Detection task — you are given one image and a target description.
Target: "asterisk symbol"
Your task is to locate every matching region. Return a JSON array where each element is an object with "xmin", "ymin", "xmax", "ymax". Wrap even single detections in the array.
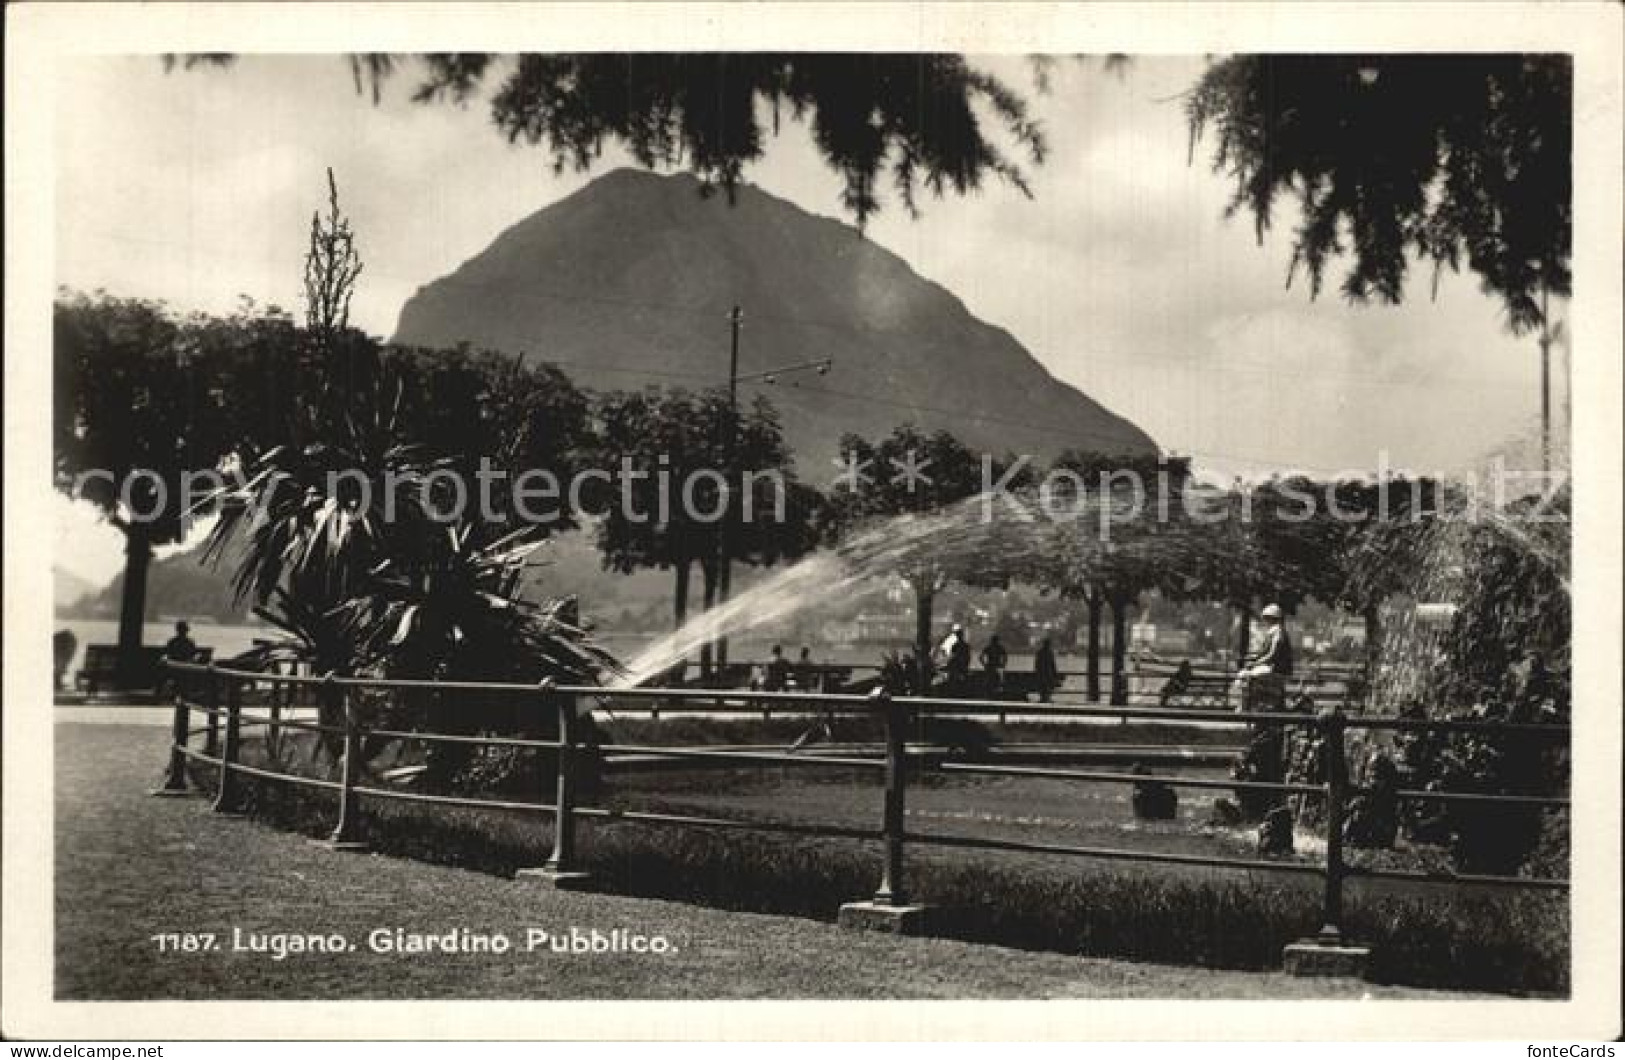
[
  {"xmin": 830, "ymin": 450, "xmax": 873, "ymax": 492},
  {"xmin": 890, "ymin": 449, "xmax": 933, "ymax": 492}
]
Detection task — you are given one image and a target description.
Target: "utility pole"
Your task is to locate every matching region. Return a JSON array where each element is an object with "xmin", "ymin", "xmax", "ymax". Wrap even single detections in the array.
[{"xmin": 710, "ymin": 302, "xmax": 831, "ymax": 676}]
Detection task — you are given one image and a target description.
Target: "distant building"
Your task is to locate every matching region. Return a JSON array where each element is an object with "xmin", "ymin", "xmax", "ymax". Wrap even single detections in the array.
[
  {"xmin": 819, "ymin": 618, "xmax": 861, "ymax": 645},
  {"xmin": 1130, "ymin": 622, "xmax": 1194, "ymax": 655},
  {"xmin": 855, "ymin": 612, "xmax": 913, "ymax": 643}
]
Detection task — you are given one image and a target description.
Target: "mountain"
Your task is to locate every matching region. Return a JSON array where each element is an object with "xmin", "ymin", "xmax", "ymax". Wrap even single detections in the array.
[
  {"xmin": 393, "ymin": 168, "xmax": 1156, "ymax": 472},
  {"xmin": 62, "ymin": 528, "xmax": 678, "ymax": 629},
  {"xmin": 54, "ymin": 566, "xmax": 99, "ymax": 611},
  {"xmin": 70, "ymin": 548, "xmax": 254, "ymax": 623}
]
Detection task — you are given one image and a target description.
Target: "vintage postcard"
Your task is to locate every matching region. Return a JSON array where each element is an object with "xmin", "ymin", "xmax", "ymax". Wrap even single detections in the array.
[{"xmin": 4, "ymin": 1, "xmax": 1621, "ymax": 1043}]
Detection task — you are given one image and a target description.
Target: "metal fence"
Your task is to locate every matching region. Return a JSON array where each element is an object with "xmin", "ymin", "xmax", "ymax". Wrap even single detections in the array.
[
  {"xmin": 677, "ymin": 656, "xmax": 1364, "ymax": 709},
  {"xmin": 157, "ymin": 660, "xmax": 1569, "ymax": 952}
]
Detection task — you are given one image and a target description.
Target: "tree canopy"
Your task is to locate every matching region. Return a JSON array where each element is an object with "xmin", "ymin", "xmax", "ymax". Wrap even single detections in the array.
[
  {"xmin": 590, "ymin": 387, "xmax": 813, "ymax": 641},
  {"xmin": 1187, "ymin": 54, "xmax": 1571, "ymax": 331},
  {"xmin": 177, "ymin": 52, "xmax": 1046, "ymax": 231}
]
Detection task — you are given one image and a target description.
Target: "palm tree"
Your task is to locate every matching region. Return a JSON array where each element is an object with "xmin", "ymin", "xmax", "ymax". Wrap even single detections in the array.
[{"xmin": 201, "ymin": 342, "xmax": 618, "ymax": 780}]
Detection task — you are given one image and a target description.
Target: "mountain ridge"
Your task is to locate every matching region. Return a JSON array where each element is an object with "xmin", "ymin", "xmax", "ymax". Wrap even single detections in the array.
[{"xmin": 393, "ymin": 168, "xmax": 1156, "ymax": 473}]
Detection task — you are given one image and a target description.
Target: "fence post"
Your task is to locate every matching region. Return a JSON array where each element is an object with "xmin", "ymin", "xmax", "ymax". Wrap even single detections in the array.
[
  {"xmin": 839, "ymin": 688, "xmax": 928, "ymax": 934},
  {"xmin": 518, "ymin": 678, "xmax": 592, "ymax": 889},
  {"xmin": 1317, "ymin": 706, "xmax": 1348, "ymax": 944},
  {"xmin": 320, "ymin": 672, "xmax": 368, "ymax": 852},
  {"xmin": 212, "ymin": 674, "xmax": 245, "ymax": 815},
  {"xmin": 203, "ymin": 664, "xmax": 221, "ymax": 756},
  {"xmin": 267, "ymin": 663, "xmax": 284, "ymax": 760},
  {"xmin": 151, "ymin": 663, "xmax": 195, "ymax": 797},
  {"xmin": 1282, "ymin": 705, "xmax": 1370, "ymax": 977}
]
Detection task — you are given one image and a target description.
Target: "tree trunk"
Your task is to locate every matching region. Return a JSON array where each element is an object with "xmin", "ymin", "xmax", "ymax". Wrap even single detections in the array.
[
  {"xmin": 1109, "ymin": 594, "xmax": 1129, "ymax": 706},
  {"xmin": 116, "ymin": 524, "xmax": 153, "ymax": 689},
  {"xmin": 914, "ymin": 583, "xmax": 935, "ymax": 690},
  {"xmin": 1234, "ymin": 601, "xmax": 1253, "ymax": 671},
  {"xmin": 716, "ymin": 550, "xmax": 732, "ymax": 670},
  {"xmin": 698, "ymin": 558, "xmax": 718, "ymax": 678},
  {"xmin": 670, "ymin": 559, "xmax": 692, "ymax": 681},
  {"xmin": 1362, "ymin": 604, "xmax": 1382, "ymax": 705},
  {"xmin": 673, "ymin": 560, "xmax": 691, "ymax": 627},
  {"xmin": 1085, "ymin": 590, "xmax": 1103, "ymax": 703}
]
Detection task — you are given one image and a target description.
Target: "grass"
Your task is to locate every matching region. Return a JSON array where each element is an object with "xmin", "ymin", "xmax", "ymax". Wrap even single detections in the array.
[
  {"xmin": 190, "ymin": 727, "xmax": 1569, "ymax": 997},
  {"xmin": 57, "ymin": 722, "xmax": 1483, "ymax": 1002}
]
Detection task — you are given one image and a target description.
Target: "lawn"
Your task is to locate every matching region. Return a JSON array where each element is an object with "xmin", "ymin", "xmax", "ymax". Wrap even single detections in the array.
[{"xmin": 53, "ymin": 720, "xmax": 1493, "ymax": 1002}]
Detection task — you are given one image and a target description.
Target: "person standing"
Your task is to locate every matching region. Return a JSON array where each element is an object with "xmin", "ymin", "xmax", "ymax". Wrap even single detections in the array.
[
  {"xmin": 979, "ymin": 633, "xmax": 1008, "ymax": 697},
  {"xmin": 762, "ymin": 644, "xmax": 791, "ymax": 692},
  {"xmin": 937, "ymin": 623, "xmax": 970, "ymax": 692},
  {"xmin": 794, "ymin": 645, "xmax": 817, "ymax": 693},
  {"xmin": 1033, "ymin": 636, "xmax": 1059, "ymax": 703}
]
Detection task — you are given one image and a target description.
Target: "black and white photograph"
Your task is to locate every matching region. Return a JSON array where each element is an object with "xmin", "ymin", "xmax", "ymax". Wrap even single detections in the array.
[{"xmin": 5, "ymin": 0, "xmax": 1621, "ymax": 1043}]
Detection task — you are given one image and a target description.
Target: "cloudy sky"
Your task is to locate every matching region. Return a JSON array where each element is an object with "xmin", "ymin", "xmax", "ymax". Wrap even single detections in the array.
[{"xmin": 54, "ymin": 55, "xmax": 1562, "ymax": 583}]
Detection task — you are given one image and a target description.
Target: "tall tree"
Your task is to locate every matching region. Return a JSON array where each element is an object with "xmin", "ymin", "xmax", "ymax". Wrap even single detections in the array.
[
  {"xmin": 1333, "ymin": 475, "xmax": 1445, "ymax": 680},
  {"xmin": 53, "ymin": 292, "xmax": 270, "ymax": 685},
  {"xmin": 824, "ymin": 427, "xmax": 1021, "ymax": 684},
  {"xmin": 202, "ymin": 347, "xmax": 615, "ymax": 768},
  {"xmin": 591, "ymin": 389, "xmax": 808, "ymax": 675},
  {"xmin": 1043, "ymin": 452, "xmax": 1194, "ymax": 701}
]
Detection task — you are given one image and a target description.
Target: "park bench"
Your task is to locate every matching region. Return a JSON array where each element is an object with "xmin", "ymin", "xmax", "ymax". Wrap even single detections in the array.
[
  {"xmin": 995, "ymin": 670, "xmax": 1044, "ymax": 700},
  {"xmin": 77, "ymin": 645, "xmax": 163, "ymax": 693},
  {"xmin": 1157, "ymin": 673, "xmax": 1237, "ymax": 710},
  {"xmin": 803, "ymin": 665, "xmax": 855, "ymax": 693},
  {"xmin": 77, "ymin": 645, "xmax": 213, "ymax": 694}
]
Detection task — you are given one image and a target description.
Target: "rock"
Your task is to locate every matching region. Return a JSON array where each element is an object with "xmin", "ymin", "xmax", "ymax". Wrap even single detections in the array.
[{"xmin": 1131, "ymin": 769, "xmax": 1179, "ymax": 820}]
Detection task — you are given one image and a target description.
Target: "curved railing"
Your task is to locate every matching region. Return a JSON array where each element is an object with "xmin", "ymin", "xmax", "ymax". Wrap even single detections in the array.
[{"xmin": 154, "ymin": 660, "xmax": 1571, "ymax": 954}]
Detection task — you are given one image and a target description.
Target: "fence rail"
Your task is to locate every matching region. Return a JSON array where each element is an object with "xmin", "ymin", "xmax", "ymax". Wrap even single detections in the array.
[{"xmin": 156, "ymin": 660, "xmax": 1571, "ymax": 955}]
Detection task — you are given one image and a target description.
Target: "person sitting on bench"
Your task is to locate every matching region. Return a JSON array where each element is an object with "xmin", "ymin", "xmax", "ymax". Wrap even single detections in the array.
[
  {"xmin": 1238, "ymin": 604, "xmax": 1293, "ymax": 710},
  {"xmin": 165, "ymin": 621, "xmax": 200, "ymax": 664},
  {"xmin": 762, "ymin": 644, "xmax": 791, "ymax": 692}
]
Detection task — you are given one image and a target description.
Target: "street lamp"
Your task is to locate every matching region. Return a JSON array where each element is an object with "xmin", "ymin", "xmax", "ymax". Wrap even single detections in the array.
[{"xmin": 714, "ymin": 303, "xmax": 833, "ymax": 672}]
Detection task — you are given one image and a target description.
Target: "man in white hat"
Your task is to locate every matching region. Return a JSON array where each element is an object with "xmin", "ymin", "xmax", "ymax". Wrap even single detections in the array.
[
  {"xmin": 936, "ymin": 622, "xmax": 971, "ymax": 691},
  {"xmin": 1238, "ymin": 603, "xmax": 1294, "ymax": 709}
]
